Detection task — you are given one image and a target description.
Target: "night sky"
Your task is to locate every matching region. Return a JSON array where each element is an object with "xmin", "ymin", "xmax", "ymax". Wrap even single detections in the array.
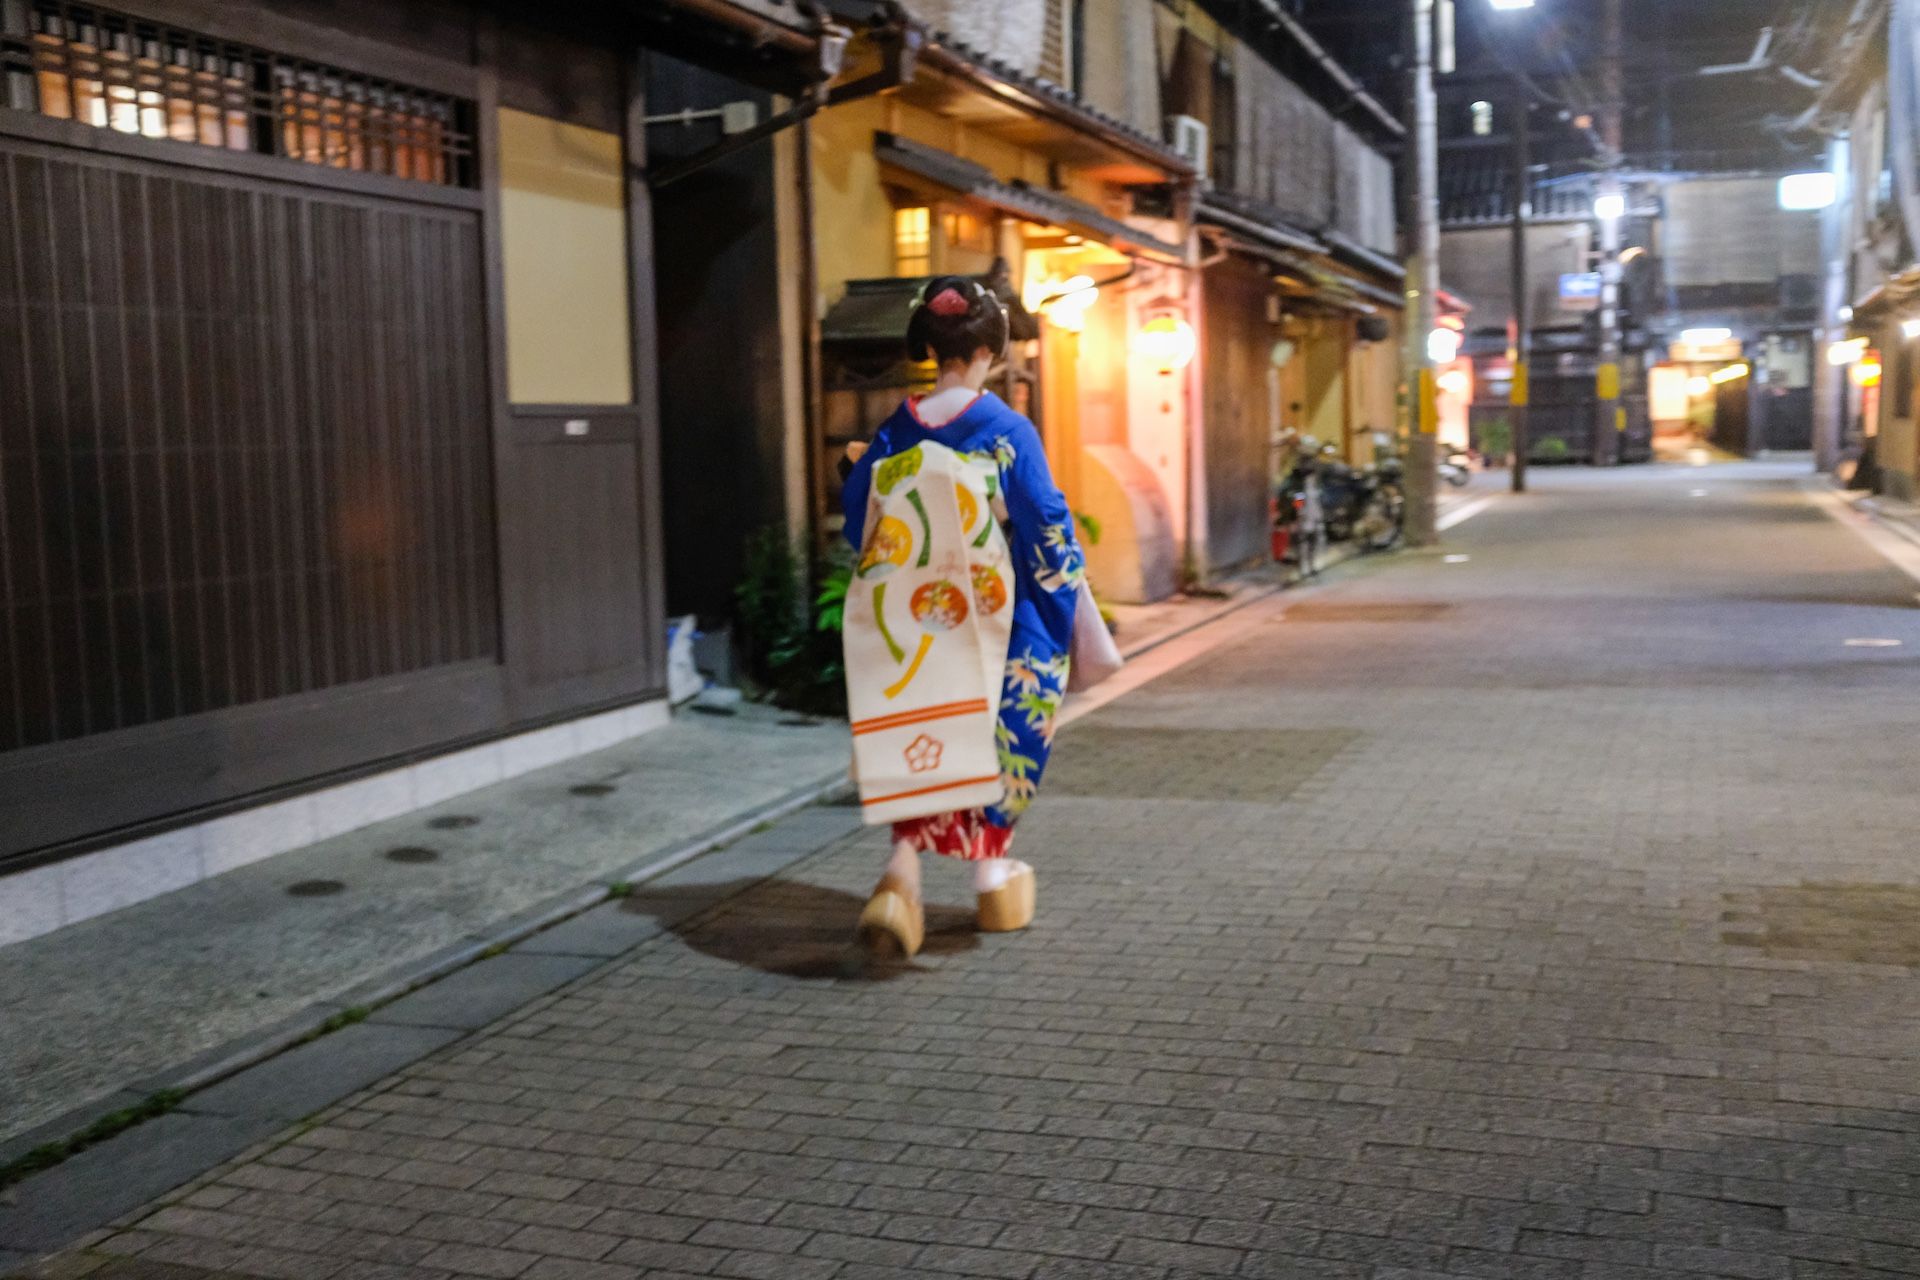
[{"xmin": 1288, "ymin": 0, "xmax": 1849, "ymax": 168}]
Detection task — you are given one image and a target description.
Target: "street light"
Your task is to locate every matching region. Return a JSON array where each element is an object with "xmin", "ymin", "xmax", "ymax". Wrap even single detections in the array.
[{"xmin": 1488, "ymin": 0, "xmax": 1536, "ymax": 491}]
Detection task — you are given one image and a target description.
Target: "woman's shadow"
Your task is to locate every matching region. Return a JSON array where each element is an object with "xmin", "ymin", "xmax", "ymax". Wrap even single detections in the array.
[{"xmin": 618, "ymin": 877, "xmax": 980, "ymax": 980}]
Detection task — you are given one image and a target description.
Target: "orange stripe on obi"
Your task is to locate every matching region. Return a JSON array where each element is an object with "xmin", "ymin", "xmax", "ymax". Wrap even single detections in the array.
[
  {"xmin": 860, "ymin": 774, "xmax": 1002, "ymax": 808},
  {"xmin": 850, "ymin": 698, "xmax": 992, "ymax": 737}
]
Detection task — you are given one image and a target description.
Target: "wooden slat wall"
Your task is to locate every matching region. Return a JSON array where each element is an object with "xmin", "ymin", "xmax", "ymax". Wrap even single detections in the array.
[
  {"xmin": 0, "ymin": 141, "xmax": 495, "ymax": 754},
  {"xmin": 1204, "ymin": 259, "xmax": 1277, "ymax": 572}
]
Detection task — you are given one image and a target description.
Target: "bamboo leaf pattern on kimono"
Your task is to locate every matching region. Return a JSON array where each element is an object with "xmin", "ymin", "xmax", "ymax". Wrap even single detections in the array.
[
  {"xmin": 996, "ymin": 717, "xmax": 1041, "ymax": 812},
  {"xmin": 992, "ymin": 648, "xmax": 1068, "ymax": 819},
  {"xmin": 1033, "ymin": 523, "xmax": 1087, "ymax": 594}
]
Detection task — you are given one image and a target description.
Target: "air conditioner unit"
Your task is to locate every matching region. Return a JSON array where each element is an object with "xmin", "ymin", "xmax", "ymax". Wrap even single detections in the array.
[{"xmin": 1167, "ymin": 114, "xmax": 1210, "ymax": 184}]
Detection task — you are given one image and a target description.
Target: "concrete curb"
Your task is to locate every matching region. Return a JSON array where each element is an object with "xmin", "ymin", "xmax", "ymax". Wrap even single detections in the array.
[
  {"xmin": 1847, "ymin": 493, "xmax": 1920, "ymax": 551},
  {"xmin": 1110, "ymin": 543, "xmax": 1370, "ymax": 665},
  {"xmin": 1802, "ymin": 478, "xmax": 1920, "ymax": 589},
  {"xmin": 0, "ymin": 769, "xmax": 854, "ymax": 1179}
]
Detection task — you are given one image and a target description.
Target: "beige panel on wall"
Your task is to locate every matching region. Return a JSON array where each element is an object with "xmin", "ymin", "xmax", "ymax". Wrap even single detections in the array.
[{"xmin": 498, "ymin": 107, "xmax": 633, "ymax": 406}]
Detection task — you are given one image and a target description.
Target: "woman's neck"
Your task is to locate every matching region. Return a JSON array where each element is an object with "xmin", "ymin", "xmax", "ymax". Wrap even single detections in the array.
[{"xmin": 936, "ymin": 360, "xmax": 990, "ymax": 394}]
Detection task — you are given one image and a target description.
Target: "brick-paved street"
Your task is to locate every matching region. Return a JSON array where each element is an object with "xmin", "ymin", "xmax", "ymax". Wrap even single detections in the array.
[{"xmin": 21, "ymin": 461, "xmax": 1920, "ymax": 1279}]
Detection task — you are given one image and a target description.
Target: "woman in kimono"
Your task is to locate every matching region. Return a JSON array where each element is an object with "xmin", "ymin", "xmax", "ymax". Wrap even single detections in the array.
[{"xmin": 841, "ymin": 276, "xmax": 1084, "ymax": 957}]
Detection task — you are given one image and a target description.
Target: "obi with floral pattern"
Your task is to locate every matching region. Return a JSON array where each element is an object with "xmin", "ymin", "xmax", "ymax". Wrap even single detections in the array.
[{"xmin": 842, "ymin": 391, "xmax": 1085, "ymax": 858}]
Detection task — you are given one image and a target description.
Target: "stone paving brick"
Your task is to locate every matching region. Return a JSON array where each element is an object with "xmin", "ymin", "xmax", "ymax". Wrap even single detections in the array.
[
  {"xmin": 517, "ymin": 1260, "xmax": 632, "ymax": 1280},
  {"xmin": 413, "ymin": 1240, "xmax": 541, "ymax": 1277},
  {"xmin": 20, "ymin": 467, "xmax": 1920, "ymax": 1279}
]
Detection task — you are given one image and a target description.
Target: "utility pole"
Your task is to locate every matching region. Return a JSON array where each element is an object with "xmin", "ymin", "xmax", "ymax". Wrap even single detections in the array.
[
  {"xmin": 1404, "ymin": 0, "xmax": 1440, "ymax": 545},
  {"xmin": 1592, "ymin": 0, "xmax": 1624, "ymax": 467},
  {"xmin": 1509, "ymin": 85, "xmax": 1530, "ymax": 493}
]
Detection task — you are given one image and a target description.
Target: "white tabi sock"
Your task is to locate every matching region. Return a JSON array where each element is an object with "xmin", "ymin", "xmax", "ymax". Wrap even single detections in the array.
[
  {"xmin": 884, "ymin": 839, "xmax": 921, "ymax": 895},
  {"xmin": 973, "ymin": 858, "xmax": 1028, "ymax": 894}
]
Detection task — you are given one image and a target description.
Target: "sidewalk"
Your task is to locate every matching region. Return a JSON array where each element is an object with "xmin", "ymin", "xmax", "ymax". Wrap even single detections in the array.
[
  {"xmin": 1845, "ymin": 487, "xmax": 1920, "ymax": 548},
  {"xmin": 1104, "ymin": 565, "xmax": 1286, "ymax": 654},
  {"xmin": 0, "ymin": 706, "xmax": 852, "ymax": 1154}
]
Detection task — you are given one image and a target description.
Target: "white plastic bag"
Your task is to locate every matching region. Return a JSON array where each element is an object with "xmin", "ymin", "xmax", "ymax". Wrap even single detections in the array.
[
  {"xmin": 1066, "ymin": 580, "xmax": 1123, "ymax": 693},
  {"xmin": 666, "ymin": 616, "xmax": 702, "ymax": 706}
]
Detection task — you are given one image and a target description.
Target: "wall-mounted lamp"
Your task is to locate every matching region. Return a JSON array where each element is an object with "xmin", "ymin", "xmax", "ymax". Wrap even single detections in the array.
[
  {"xmin": 1427, "ymin": 327, "xmax": 1462, "ymax": 364},
  {"xmin": 1828, "ymin": 338, "xmax": 1869, "ymax": 365},
  {"xmin": 1902, "ymin": 317, "xmax": 1920, "ymax": 340},
  {"xmin": 1027, "ymin": 275, "xmax": 1099, "ymax": 333},
  {"xmin": 1687, "ymin": 376, "xmax": 1712, "ymax": 397},
  {"xmin": 1853, "ymin": 356, "xmax": 1883, "ymax": 387},
  {"xmin": 1593, "ymin": 193, "xmax": 1626, "ymax": 222},
  {"xmin": 1133, "ymin": 311, "xmax": 1197, "ymax": 374}
]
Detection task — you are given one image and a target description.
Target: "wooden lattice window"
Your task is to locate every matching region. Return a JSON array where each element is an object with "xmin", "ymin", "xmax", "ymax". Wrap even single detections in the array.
[
  {"xmin": 1038, "ymin": 0, "xmax": 1073, "ymax": 89},
  {"xmin": 0, "ymin": 0, "xmax": 476, "ymax": 187},
  {"xmin": 893, "ymin": 204, "xmax": 931, "ymax": 276}
]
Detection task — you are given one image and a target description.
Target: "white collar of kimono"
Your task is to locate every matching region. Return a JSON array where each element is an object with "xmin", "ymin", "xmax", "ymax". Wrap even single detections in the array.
[{"xmin": 911, "ymin": 388, "xmax": 983, "ymax": 429}]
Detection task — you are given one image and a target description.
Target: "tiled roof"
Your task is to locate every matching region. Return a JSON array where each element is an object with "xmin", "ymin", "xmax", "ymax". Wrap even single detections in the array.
[
  {"xmin": 1198, "ymin": 192, "xmax": 1327, "ymax": 256},
  {"xmin": 1200, "ymin": 191, "xmax": 1404, "ymax": 287},
  {"xmin": 922, "ymin": 29, "xmax": 1195, "ymax": 176},
  {"xmin": 1320, "ymin": 230, "xmax": 1404, "ymax": 283},
  {"xmin": 821, "ymin": 276, "xmax": 928, "ymax": 344}
]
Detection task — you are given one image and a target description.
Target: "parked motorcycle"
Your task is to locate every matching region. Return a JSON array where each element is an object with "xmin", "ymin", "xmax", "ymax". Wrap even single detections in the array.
[
  {"xmin": 1319, "ymin": 450, "xmax": 1404, "ymax": 551},
  {"xmin": 1438, "ymin": 450, "xmax": 1472, "ymax": 488},
  {"xmin": 1272, "ymin": 433, "xmax": 1325, "ymax": 576},
  {"xmin": 1354, "ymin": 454, "xmax": 1406, "ymax": 551},
  {"xmin": 1273, "ymin": 436, "xmax": 1403, "ymax": 561}
]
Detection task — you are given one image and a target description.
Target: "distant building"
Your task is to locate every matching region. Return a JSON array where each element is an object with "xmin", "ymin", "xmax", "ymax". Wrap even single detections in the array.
[{"xmin": 1804, "ymin": 0, "xmax": 1920, "ymax": 495}]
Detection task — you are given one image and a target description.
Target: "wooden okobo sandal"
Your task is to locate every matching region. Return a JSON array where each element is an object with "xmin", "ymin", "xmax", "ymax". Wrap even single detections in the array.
[
  {"xmin": 856, "ymin": 873, "xmax": 925, "ymax": 958},
  {"xmin": 976, "ymin": 864, "xmax": 1036, "ymax": 933}
]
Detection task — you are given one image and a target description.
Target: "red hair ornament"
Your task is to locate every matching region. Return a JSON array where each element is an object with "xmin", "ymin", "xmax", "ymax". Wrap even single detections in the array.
[{"xmin": 927, "ymin": 287, "xmax": 972, "ymax": 317}]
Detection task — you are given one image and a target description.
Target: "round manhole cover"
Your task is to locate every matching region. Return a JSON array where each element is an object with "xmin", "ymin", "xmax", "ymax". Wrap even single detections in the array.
[
  {"xmin": 570, "ymin": 783, "xmax": 617, "ymax": 797},
  {"xmin": 427, "ymin": 815, "xmax": 480, "ymax": 830},
  {"xmin": 384, "ymin": 846, "xmax": 440, "ymax": 864},
  {"xmin": 287, "ymin": 879, "xmax": 346, "ymax": 898}
]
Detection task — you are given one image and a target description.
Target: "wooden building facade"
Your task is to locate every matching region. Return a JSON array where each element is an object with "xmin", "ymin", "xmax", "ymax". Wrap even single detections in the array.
[{"xmin": 0, "ymin": 0, "xmax": 824, "ymax": 892}]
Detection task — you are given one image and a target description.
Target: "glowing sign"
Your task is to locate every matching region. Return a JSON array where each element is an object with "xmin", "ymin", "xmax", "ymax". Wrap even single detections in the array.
[{"xmin": 1778, "ymin": 172, "xmax": 1837, "ymax": 211}]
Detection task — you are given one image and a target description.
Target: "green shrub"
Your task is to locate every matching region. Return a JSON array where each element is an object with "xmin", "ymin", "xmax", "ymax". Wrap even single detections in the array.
[
  {"xmin": 733, "ymin": 527, "xmax": 849, "ymax": 716},
  {"xmin": 1476, "ymin": 416, "xmax": 1513, "ymax": 459}
]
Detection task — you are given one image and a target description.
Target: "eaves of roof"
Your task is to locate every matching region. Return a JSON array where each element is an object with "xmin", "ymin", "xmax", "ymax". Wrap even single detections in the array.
[
  {"xmin": 875, "ymin": 132, "xmax": 1189, "ymax": 261},
  {"xmin": 1197, "ymin": 196, "xmax": 1327, "ymax": 256}
]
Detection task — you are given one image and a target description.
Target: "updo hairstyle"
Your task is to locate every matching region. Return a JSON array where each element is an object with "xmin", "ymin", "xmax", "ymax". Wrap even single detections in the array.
[{"xmin": 906, "ymin": 275, "xmax": 1010, "ymax": 368}]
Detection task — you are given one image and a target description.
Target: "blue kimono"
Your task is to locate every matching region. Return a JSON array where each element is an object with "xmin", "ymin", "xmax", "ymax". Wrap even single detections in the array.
[{"xmin": 843, "ymin": 392, "xmax": 1083, "ymax": 849}]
